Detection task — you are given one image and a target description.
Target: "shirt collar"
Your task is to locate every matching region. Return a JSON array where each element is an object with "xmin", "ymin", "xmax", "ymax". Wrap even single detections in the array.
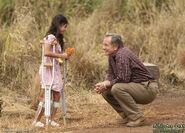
[{"xmin": 111, "ymin": 47, "xmax": 122, "ymax": 58}]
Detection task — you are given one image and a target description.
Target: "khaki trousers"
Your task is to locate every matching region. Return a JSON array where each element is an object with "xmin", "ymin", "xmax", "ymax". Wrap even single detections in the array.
[{"xmin": 102, "ymin": 82, "xmax": 159, "ymax": 121}]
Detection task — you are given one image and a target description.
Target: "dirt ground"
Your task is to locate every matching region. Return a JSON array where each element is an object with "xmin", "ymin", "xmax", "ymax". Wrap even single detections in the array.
[
  {"xmin": 68, "ymin": 93, "xmax": 185, "ymax": 133},
  {"xmin": 1, "ymin": 88, "xmax": 185, "ymax": 133}
]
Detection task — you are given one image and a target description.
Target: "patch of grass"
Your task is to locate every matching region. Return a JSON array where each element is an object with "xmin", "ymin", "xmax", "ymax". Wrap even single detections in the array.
[{"xmin": 1, "ymin": 0, "xmax": 185, "ymax": 93}]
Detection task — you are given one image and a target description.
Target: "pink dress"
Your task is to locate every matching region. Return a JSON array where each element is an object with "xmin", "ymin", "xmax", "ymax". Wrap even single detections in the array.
[{"xmin": 39, "ymin": 34, "xmax": 63, "ymax": 92}]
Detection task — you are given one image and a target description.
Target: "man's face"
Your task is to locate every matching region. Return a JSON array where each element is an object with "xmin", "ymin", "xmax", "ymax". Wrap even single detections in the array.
[{"xmin": 103, "ymin": 36, "xmax": 118, "ymax": 56}]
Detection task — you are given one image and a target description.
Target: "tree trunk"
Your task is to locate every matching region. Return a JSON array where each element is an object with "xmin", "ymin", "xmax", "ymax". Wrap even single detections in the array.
[{"xmin": 143, "ymin": 62, "xmax": 160, "ymax": 80}]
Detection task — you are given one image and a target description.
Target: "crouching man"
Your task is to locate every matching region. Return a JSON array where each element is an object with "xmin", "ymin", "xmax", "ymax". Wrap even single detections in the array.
[{"xmin": 95, "ymin": 33, "xmax": 159, "ymax": 127}]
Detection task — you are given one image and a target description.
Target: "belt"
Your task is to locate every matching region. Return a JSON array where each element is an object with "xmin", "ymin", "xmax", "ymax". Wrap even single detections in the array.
[{"xmin": 140, "ymin": 80, "xmax": 157, "ymax": 88}]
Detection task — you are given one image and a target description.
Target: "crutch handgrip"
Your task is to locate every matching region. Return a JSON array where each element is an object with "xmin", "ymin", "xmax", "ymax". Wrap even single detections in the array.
[{"xmin": 44, "ymin": 63, "xmax": 53, "ymax": 67}]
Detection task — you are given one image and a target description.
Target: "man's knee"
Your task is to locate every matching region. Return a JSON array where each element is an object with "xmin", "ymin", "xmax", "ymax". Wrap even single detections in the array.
[{"xmin": 111, "ymin": 83, "xmax": 126, "ymax": 95}]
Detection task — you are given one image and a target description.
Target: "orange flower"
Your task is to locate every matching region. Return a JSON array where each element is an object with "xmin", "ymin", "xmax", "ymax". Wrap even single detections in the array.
[{"xmin": 65, "ymin": 48, "xmax": 75, "ymax": 56}]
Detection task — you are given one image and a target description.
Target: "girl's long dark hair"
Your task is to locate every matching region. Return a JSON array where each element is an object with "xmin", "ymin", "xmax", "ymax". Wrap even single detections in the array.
[{"xmin": 46, "ymin": 14, "xmax": 68, "ymax": 51}]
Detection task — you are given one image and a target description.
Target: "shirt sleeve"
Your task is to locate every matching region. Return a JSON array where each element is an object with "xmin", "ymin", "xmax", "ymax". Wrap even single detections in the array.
[
  {"xmin": 109, "ymin": 54, "xmax": 132, "ymax": 86},
  {"xmin": 44, "ymin": 34, "xmax": 56, "ymax": 46},
  {"xmin": 106, "ymin": 58, "xmax": 114, "ymax": 81}
]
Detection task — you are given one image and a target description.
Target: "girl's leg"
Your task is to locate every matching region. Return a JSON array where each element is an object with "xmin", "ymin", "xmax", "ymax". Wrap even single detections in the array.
[
  {"xmin": 51, "ymin": 91, "xmax": 60, "ymax": 120},
  {"xmin": 32, "ymin": 89, "xmax": 45, "ymax": 127},
  {"xmin": 33, "ymin": 101, "xmax": 44, "ymax": 121}
]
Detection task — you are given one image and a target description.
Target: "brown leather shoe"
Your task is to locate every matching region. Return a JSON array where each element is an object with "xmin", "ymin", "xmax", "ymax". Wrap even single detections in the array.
[{"xmin": 126, "ymin": 117, "xmax": 145, "ymax": 127}]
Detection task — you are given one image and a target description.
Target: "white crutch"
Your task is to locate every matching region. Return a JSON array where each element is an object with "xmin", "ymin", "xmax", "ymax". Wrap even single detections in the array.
[
  {"xmin": 41, "ymin": 41, "xmax": 56, "ymax": 126},
  {"xmin": 61, "ymin": 59, "xmax": 67, "ymax": 125}
]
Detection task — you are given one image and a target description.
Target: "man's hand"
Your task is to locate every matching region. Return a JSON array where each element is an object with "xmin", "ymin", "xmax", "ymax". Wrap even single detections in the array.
[
  {"xmin": 95, "ymin": 82, "xmax": 105, "ymax": 94},
  {"xmin": 94, "ymin": 81, "xmax": 111, "ymax": 94}
]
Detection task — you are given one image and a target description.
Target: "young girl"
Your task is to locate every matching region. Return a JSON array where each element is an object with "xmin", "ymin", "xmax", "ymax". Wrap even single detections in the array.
[{"xmin": 32, "ymin": 14, "xmax": 69, "ymax": 127}]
